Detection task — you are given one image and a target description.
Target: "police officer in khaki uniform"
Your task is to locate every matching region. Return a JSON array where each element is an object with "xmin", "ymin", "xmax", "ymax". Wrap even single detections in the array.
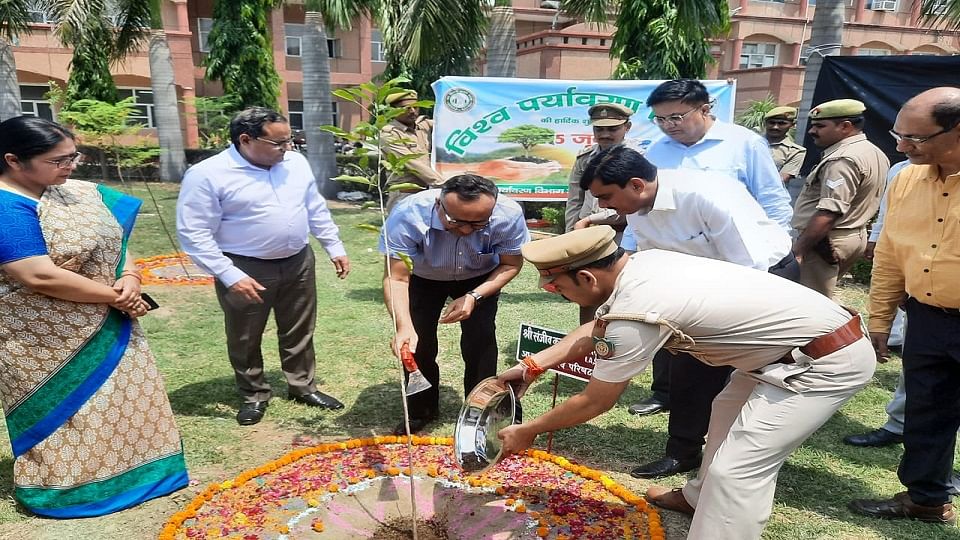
[
  {"xmin": 792, "ymin": 99, "xmax": 889, "ymax": 298},
  {"xmin": 764, "ymin": 106, "xmax": 807, "ymax": 203},
  {"xmin": 564, "ymin": 103, "xmax": 636, "ymax": 233},
  {"xmin": 495, "ymin": 226, "xmax": 876, "ymax": 540},
  {"xmin": 380, "ymin": 90, "xmax": 445, "ymax": 212}
]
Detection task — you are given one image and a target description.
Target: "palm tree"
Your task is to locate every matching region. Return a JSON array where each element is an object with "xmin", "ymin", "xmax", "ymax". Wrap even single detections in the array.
[
  {"xmin": 917, "ymin": 0, "xmax": 960, "ymax": 28},
  {"xmin": 560, "ymin": 0, "xmax": 729, "ymax": 80},
  {"xmin": 486, "ymin": 0, "xmax": 516, "ymax": 78},
  {"xmin": 0, "ymin": 0, "xmax": 33, "ymax": 120},
  {"xmin": 147, "ymin": 0, "xmax": 186, "ymax": 181},
  {"xmin": 48, "ymin": 0, "xmax": 154, "ymax": 103},
  {"xmin": 795, "ymin": 0, "xmax": 844, "ymax": 137},
  {"xmin": 299, "ymin": 0, "xmax": 486, "ymax": 195}
]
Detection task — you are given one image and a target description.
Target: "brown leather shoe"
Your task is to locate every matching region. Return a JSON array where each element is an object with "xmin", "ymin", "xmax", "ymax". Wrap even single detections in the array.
[
  {"xmin": 645, "ymin": 485, "xmax": 695, "ymax": 516},
  {"xmin": 849, "ymin": 492, "xmax": 957, "ymax": 525}
]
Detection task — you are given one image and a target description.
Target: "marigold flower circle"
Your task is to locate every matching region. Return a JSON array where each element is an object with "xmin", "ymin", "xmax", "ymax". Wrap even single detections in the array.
[
  {"xmin": 134, "ymin": 253, "xmax": 213, "ymax": 286},
  {"xmin": 160, "ymin": 437, "xmax": 662, "ymax": 539}
]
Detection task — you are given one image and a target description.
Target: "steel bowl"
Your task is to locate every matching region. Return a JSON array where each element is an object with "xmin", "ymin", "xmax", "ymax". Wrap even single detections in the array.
[{"xmin": 454, "ymin": 376, "xmax": 516, "ymax": 474}]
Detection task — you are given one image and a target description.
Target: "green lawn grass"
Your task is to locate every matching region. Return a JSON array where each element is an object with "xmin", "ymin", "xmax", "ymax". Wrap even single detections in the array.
[{"xmin": 0, "ymin": 181, "xmax": 957, "ymax": 539}]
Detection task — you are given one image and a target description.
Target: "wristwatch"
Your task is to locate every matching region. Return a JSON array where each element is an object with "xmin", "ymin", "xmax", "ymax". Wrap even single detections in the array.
[{"xmin": 466, "ymin": 290, "xmax": 483, "ymax": 303}]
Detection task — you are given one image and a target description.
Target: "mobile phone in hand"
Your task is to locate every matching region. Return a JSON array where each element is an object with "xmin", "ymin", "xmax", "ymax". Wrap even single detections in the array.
[{"xmin": 140, "ymin": 292, "xmax": 160, "ymax": 311}]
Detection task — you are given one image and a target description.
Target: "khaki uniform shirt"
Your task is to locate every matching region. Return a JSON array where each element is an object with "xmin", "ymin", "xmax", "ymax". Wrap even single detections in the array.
[
  {"xmin": 381, "ymin": 117, "xmax": 445, "ymax": 189},
  {"xmin": 768, "ymin": 137, "xmax": 806, "ymax": 180},
  {"xmin": 590, "ymin": 250, "xmax": 853, "ymax": 383},
  {"xmin": 792, "ymin": 133, "xmax": 888, "ymax": 232},
  {"xmin": 869, "ymin": 164, "xmax": 960, "ymax": 332}
]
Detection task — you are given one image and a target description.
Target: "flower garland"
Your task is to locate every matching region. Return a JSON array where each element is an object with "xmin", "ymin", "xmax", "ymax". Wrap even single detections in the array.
[
  {"xmin": 134, "ymin": 253, "xmax": 214, "ymax": 286},
  {"xmin": 161, "ymin": 436, "xmax": 664, "ymax": 540}
]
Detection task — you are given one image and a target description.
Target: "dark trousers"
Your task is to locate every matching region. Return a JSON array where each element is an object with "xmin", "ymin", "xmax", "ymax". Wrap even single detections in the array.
[
  {"xmin": 215, "ymin": 246, "xmax": 318, "ymax": 403},
  {"xmin": 899, "ymin": 297, "xmax": 960, "ymax": 506},
  {"xmin": 407, "ymin": 273, "xmax": 499, "ymax": 419},
  {"xmin": 650, "ymin": 255, "xmax": 800, "ymax": 458}
]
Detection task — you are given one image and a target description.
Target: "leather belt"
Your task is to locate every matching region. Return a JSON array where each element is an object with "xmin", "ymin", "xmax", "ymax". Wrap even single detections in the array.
[{"xmin": 778, "ymin": 310, "xmax": 865, "ymax": 363}]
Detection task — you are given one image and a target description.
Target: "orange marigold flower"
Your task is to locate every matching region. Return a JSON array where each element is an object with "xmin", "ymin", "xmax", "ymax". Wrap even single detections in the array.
[{"xmin": 536, "ymin": 526, "xmax": 549, "ymax": 537}]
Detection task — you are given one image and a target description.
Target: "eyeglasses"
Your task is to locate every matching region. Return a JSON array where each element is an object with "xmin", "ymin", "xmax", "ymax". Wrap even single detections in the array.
[
  {"xmin": 256, "ymin": 137, "xmax": 295, "ymax": 148},
  {"xmin": 437, "ymin": 199, "xmax": 491, "ymax": 229},
  {"xmin": 889, "ymin": 126, "xmax": 954, "ymax": 145},
  {"xmin": 43, "ymin": 152, "xmax": 83, "ymax": 169},
  {"xmin": 652, "ymin": 106, "xmax": 702, "ymax": 127}
]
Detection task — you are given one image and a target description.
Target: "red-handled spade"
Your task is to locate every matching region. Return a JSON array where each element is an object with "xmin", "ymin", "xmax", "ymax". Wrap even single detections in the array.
[{"xmin": 400, "ymin": 343, "xmax": 432, "ymax": 396}]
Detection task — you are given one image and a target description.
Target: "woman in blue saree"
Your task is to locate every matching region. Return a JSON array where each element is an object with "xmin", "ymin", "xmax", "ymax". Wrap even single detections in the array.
[{"xmin": 0, "ymin": 116, "xmax": 188, "ymax": 517}]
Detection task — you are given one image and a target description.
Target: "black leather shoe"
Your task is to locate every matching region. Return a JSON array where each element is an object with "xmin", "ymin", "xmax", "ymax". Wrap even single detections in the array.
[
  {"xmin": 288, "ymin": 391, "xmax": 344, "ymax": 410},
  {"xmin": 237, "ymin": 401, "xmax": 268, "ymax": 426},
  {"xmin": 628, "ymin": 397, "xmax": 669, "ymax": 416},
  {"xmin": 849, "ymin": 492, "xmax": 957, "ymax": 525},
  {"xmin": 843, "ymin": 428, "xmax": 903, "ymax": 447},
  {"xmin": 630, "ymin": 455, "xmax": 701, "ymax": 479},
  {"xmin": 393, "ymin": 414, "xmax": 437, "ymax": 436}
]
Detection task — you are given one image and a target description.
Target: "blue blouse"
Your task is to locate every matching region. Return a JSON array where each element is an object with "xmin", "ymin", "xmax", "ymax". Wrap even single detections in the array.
[{"xmin": 0, "ymin": 190, "xmax": 48, "ymax": 265}]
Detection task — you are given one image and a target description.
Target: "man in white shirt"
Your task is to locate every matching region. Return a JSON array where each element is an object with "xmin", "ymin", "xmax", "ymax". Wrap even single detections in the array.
[
  {"xmin": 581, "ymin": 145, "xmax": 796, "ymax": 478},
  {"xmin": 177, "ymin": 107, "xmax": 351, "ymax": 426}
]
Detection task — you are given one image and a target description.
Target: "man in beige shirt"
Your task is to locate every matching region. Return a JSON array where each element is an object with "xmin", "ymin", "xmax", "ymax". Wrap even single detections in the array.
[
  {"xmin": 495, "ymin": 226, "xmax": 875, "ymax": 540},
  {"xmin": 792, "ymin": 99, "xmax": 888, "ymax": 298},
  {"xmin": 764, "ymin": 106, "xmax": 807, "ymax": 202},
  {"xmin": 380, "ymin": 90, "xmax": 445, "ymax": 211}
]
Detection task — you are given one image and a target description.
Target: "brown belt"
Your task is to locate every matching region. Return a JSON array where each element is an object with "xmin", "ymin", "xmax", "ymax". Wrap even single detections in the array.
[{"xmin": 780, "ymin": 310, "xmax": 864, "ymax": 363}]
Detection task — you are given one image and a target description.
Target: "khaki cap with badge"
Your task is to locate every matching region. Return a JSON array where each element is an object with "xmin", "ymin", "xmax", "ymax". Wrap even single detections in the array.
[
  {"xmin": 385, "ymin": 89, "xmax": 418, "ymax": 106},
  {"xmin": 522, "ymin": 226, "xmax": 619, "ymax": 287},
  {"xmin": 764, "ymin": 106, "xmax": 797, "ymax": 121},
  {"xmin": 808, "ymin": 99, "xmax": 866, "ymax": 120},
  {"xmin": 588, "ymin": 104, "xmax": 634, "ymax": 127}
]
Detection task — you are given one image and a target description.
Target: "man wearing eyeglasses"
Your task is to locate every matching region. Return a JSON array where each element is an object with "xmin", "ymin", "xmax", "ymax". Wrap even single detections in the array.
[
  {"xmin": 381, "ymin": 89, "xmax": 445, "ymax": 212},
  {"xmin": 380, "ymin": 174, "xmax": 529, "ymax": 435},
  {"xmin": 849, "ymin": 87, "xmax": 960, "ymax": 526},
  {"xmin": 625, "ymin": 79, "xmax": 794, "ymax": 480},
  {"xmin": 177, "ymin": 107, "xmax": 351, "ymax": 426},
  {"xmin": 792, "ymin": 99, "xmax": 888, "ymax": 299}
]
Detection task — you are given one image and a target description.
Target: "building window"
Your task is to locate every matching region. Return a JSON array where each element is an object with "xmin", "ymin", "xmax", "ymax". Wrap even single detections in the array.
[
  {"xmin": 857, "ymin": 48, "xmax": 892, "ymax": 56},
  {"xmin": 20, "ymin": 85, "xmax": 55, "ymax": 121},
  {"xmin": 117, "ymin": 88, "xmax": 156, "ymax": 128},
  {"xmin": 288, "ymin": 100, "xmax": 303, "ymax": 130},
  {"xmin": 327, "ymin": 38, "xmax": 340, "ymax": 58},
  {"xmin": 869, "ymin": 0, "xmax": 898, "ymax": 11},
  {"xmin": 371, "ymin": 28, "xmax": 386, "ymax": 62},
  {"xmin": 286, "ymin": 101, "xmax": 338, "ymax": 130},
  {"xmin": 739, "ymin": 42, "xmax": 778, "ymax": 69},
  {"xmin": 285, "ymin": 24, "xmax": 303, "ymax": 57},
  {"xmin": 197, "ymin": 18, "xmax": 213, "ymax": 53}
]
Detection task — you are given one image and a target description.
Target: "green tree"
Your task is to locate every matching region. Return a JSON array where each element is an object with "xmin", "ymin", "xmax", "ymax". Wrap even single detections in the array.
[
  {"xmin": 204, "ymin": 0, "xmax": 282, "ymax": 110},
  {"xmin": 186, "ymin": 95, "xmax": 238, "ymax": 149},
  {"xmin": 735, "ymin": 95, "xmax": 777, "ymax": 133},
  {"xmin": 497, "ymin": 124, "xmax": 555, "ymax": 156},
  {"xmin": 561, "ymin": 0, "xmax": 729, "ymax": 80},
  {"xmin": 0, "ymin": 0, "xmax": 33, "ymax": 119},
  {"xmin": 48, "ymin": 0, "xmax": 153, "ymax": 104}
]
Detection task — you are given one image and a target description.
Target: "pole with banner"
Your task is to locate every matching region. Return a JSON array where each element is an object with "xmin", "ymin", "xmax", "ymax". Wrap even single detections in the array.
[{"xmin": 431, "ymin": 76, "xmax": 737, "ymax": 202}]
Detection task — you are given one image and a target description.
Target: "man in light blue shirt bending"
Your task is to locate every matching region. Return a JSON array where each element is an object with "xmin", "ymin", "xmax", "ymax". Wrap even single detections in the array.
[{"xmin": 381, "ymin": 175, "xmax": 529, "ymax": 435}]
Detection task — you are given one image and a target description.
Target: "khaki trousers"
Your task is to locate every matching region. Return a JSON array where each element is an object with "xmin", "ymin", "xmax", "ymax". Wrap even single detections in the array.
[
  {"xmin": 215, "ymin": 246, "xmax": 319, "ymax": 402},
  {"xmin": 798, "ymin": 228, "xmax": 867, "ymax": 299},
  {"xmin": 681, "ymin": 337, "xmax": 876, "ymax": 540}
]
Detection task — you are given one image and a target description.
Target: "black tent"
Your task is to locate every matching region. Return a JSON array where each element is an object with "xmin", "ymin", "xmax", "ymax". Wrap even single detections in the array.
[{"xmin": 801, "ymin": 55, "xmax": 960, "ymax": 172}]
